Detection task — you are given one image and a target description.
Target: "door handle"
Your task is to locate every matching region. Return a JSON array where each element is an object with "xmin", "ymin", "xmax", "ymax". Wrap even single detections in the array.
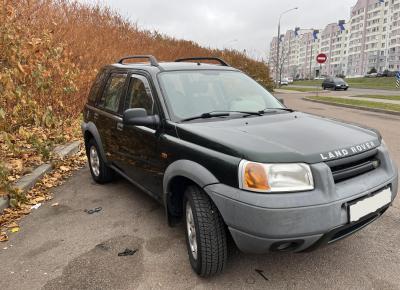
[{"xmin": 116, "ymin": 122, "xmax": 124, "ymax": 131}]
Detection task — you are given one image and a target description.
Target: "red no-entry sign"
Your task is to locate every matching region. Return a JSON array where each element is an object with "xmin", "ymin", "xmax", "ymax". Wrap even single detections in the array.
[{"xmin": 316, "ymin": 53, "xmax": 327, "ymax": 64}]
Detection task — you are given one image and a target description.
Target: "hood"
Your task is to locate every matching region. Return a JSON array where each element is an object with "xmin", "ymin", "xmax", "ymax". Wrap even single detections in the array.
[{"xmin": 175, "ymin": 112, "xmax": 380, "ymax": 164}]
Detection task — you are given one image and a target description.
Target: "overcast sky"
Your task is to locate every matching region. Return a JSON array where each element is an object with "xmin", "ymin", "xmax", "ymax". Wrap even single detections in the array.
[{"xmin": 83, "ymin": 0, "xmax": 357, "ymax": 60}]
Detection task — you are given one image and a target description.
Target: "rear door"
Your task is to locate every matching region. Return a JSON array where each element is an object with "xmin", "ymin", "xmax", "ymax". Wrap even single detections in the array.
[{"xmin": 95, "ymin": 72, "xmax": 128, "ymax": 162}]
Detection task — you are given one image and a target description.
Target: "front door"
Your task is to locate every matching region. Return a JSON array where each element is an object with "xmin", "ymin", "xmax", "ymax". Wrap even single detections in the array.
[{"xmin": 114, "ymin": 74, "xmax": 164, "ymax": 198}]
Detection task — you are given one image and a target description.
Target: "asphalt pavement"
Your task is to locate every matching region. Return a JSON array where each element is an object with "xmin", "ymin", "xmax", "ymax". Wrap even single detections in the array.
[{"xmin": 0, "ymin": 93, "xmax": 399, "ymax": 290}]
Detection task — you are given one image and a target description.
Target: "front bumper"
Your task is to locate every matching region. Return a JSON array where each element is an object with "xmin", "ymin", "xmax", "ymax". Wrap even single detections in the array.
[{"xmin": 204, "ymin": 146, "xmax": 398, "ymax": 253}]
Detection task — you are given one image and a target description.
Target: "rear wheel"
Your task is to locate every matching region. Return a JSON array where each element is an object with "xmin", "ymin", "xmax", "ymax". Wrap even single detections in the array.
[
  {"xmin": 184, "ymin": 186, "xmax": 227, "ymax": 277},
  {"xmin": 86, "ymin": 139, "xmax": 114, "ymax": 184}
]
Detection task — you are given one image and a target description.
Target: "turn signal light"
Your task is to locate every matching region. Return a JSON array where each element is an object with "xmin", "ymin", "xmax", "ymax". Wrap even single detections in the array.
[{"xmin": 243, "ymin": 162, "xmax": 270, "ymax": 190}]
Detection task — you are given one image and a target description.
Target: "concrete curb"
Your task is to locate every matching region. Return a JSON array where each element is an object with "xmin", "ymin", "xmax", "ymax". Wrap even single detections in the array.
[
  {"xmin": 13, "ymin": 164, "xmax": 53, "ymax": 193},
  {"xmin": 0, "ymin": 141, "xmax": 82, "ymax": 214},
  {"xmin": 53, "ymin": 141, "xmax": 81, "ymax": 159},
  {"xmin": 0, "ymin": 196, "xmax": 8, "ymax": 214},
  {"xmin": 303, "ymin": 97, "xmax": 400, "ymax": 116}
]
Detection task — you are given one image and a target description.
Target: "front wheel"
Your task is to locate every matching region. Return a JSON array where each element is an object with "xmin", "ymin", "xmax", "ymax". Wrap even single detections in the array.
[{"xmin": 184, "ymin": 186, "xmax": 227, "ymax": 277}]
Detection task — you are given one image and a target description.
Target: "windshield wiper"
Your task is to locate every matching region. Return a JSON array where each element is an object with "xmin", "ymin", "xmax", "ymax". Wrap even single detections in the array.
[
  {"xmin": 181, "ymin": 112, "xmax": 230, "ymax": 122},
  {"xmin": 180, "ymin": 110, "xmax": 264, "ymax": 122},
  {"xmin": 261, "ymin": 107, "xmax": 294, "ymax": 113}
]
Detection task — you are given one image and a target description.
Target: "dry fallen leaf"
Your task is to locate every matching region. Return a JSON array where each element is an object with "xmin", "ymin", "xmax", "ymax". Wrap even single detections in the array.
[
  {"xmin": 59, "ymin": 165, "xmax": 70, "ymax": 172},
  {"xmin": 51, "ymin": 202, "xmax": 59, "ymax": 207},
  {"xmin": 0, "ymin": 233, "xmax": 8, "ymax": 242},
  {"xmin": 10, "ymin": 227, "xmax": 20, "ymax": 233},
  {"xmin": 6, "ymin": 222, "xmax": 18, "ymax": 228},
  {"xmin": 34, "ymin": 196, "xmax": 45, "ymax": 203},
  {"xmin": 7, "ymin": 159, "xmax": 24, "ymax": 172}
]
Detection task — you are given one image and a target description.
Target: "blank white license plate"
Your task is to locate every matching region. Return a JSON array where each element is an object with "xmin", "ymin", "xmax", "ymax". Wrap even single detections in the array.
[{"xmin": 349, "ymin": 188, "xmax": 392, "ymax": 223}]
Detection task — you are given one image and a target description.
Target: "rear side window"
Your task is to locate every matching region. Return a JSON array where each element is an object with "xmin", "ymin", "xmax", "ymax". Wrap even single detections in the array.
[
  {"xmin": 125, "ymin": 76, "xmax": 155, "ymax": 115},
  {"xmin": 98, "ymin": 73, "xmax": 127, "ymax": 112},
  {"xmin": 87, "ymin": 69, "xmax": 107, "ymax": 104}
]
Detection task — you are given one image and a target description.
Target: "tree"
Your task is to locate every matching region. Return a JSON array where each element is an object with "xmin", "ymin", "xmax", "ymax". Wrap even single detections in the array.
[{"xmin": 270, "ymin": 45, "xmax": 290, "ymax": 87}]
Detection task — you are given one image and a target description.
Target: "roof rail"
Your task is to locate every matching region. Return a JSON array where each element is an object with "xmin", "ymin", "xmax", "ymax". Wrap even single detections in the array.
[
  {"xmin": 117, "ymin": 55, "xmax": 160, "ymax": 67},
  {"xmin": 175, "ymin": 57, "xmax": 230, "ymax": 66}
]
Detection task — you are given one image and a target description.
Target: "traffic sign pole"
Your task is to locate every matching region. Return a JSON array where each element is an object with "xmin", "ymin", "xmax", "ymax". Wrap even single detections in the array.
[{"xmin": 315, "ymin": 53, "xmax": 328, "ymax": 97}]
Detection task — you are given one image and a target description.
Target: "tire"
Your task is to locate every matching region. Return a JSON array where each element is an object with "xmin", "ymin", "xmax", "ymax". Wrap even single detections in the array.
[
  {"xmin": 86, "ymin": 138, "xmax": 114, "ymax": 184},
  {"xmin": 184, "ymin": 185, "xmax": 227, "ymax": 277},
  {"xmin": 322, "ymin": 86, "xmax": 326, "ymax": 90}
]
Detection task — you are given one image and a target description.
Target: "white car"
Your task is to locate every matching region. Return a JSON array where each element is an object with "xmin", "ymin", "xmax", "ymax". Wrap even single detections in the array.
[
  {"xmin": 287, "ymin": 77, "xmax": 294, "ymax": 83},
  {"xmin": 279, "ymin": 78, "xmax": 289, "ymax": 85}
]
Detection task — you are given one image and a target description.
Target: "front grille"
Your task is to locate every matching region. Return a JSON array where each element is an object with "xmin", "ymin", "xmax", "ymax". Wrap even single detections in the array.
[{"xmin": 326, "ymin": 149, "xmax": 380, "ymax": 183}]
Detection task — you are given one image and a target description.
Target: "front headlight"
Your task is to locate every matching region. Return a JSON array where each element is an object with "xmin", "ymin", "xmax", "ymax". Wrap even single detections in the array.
[{"xmin": 238, "ymin": 160, "xmax": 314, "ymax": 193}]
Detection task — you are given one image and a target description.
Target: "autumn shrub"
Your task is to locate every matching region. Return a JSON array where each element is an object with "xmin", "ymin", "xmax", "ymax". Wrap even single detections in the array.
[{"xmin": 0, "ymin": 0, "xmax": 272, "ymax": 197}]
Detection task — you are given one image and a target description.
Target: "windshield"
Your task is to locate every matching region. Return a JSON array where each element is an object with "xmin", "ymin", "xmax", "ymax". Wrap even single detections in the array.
[
  {"xmin": 334, "ymin": 77, "xmax": 345, "ymax": 83},
  {"xmin": 158, "ymin": 70, "xmax": 283, "ymax": 121}
]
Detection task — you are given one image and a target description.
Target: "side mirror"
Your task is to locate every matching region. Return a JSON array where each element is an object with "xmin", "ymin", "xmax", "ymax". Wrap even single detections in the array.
[{"xmin": 123, "ymin": 108, "xmax": 160, "ymax": 127}]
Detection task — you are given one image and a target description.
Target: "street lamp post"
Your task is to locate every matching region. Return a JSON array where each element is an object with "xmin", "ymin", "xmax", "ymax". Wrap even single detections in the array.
[{"xmin": 276, "ymin": 7, "xmax": 298, "ymax": 87}]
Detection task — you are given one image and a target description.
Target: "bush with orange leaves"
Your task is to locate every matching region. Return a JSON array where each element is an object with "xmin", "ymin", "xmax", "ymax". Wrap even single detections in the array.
[{"xmin": 0, "ymin": 0, "xmax": 272, "ymax": 198}]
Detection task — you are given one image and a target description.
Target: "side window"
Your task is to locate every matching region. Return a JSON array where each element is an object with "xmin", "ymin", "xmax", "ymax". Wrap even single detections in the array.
[
  {"xmin": 87, "ymin": 69, "xmax": 107, "ymax": 104},
  {"xmin": 125, "ymin": 76, "xmax": 155, "ymax": 114},
  {"xmin": 99, "ymin": 73, "xmax": 127, "ymax": 112}
]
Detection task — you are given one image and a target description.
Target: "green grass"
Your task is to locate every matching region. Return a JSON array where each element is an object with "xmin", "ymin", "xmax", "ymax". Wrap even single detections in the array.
[
  {"xmin": 294, "ymin": 77, "xmax": 399, "ymax": 90},
  {"xmin": 351, "ymin": 95, "xmax": 400, "ymax": 101},
  {"xmin": 307, "ymin": 96, "xmax": 400, "ymax": 112},
  {"xmin": 280, "ymin": 86, "xmax": 322, "ymax": 92}
]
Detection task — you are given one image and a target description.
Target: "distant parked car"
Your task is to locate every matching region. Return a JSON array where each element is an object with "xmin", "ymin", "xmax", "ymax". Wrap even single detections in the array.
[
  {"xmin": 287, "ymin": 77, "xmax": 294, "ymax": 83},
  {"xmin": 314, "ymin": 76, "xmax": 325, "ymax": 80},
  {"xmin": 382, "ymin": 70, "xmax": 396, "ymax": 77},
  {"xmin": 279, "ymin": 78, "xmax": 289, "ymax": 85},
  {"xmin": 365, "ymin": 72, "xmax": 378, "ymax": 78},
  {"xmin": 322, "ymin": 77, "xmax": 349, "ymax": 90}
]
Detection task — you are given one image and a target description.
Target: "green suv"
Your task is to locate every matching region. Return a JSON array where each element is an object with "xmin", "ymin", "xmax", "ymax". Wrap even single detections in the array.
[{"xmin": 82, "ymin": 55, "xmax": 398, "ymax": 276}]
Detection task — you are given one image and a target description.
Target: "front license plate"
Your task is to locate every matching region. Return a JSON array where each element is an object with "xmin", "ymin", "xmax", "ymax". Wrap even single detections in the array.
[{"xmin": 349, "ymin": 188, "xmax": 392, "ymax": 223}]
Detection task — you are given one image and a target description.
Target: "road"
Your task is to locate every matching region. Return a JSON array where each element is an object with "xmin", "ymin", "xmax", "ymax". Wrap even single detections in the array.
[{"xmin": 0, "ymin": 93, "xmax": 399, "ymax": 290}]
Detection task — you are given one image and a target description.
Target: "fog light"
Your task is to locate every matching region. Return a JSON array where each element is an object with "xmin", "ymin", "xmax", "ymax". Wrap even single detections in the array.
[
  {"xmin": 276, "ymin": 242, "xmax": 294, "ymax": 251},
  {"xmin": 271, "ymin": 240, "xmax": 304, "ymax": 252}
]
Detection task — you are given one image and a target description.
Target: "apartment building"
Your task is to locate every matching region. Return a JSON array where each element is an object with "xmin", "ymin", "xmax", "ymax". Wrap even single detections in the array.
[{"xmin": 269, "ymin": 0, "xmax": 400, "ymax": 79}]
